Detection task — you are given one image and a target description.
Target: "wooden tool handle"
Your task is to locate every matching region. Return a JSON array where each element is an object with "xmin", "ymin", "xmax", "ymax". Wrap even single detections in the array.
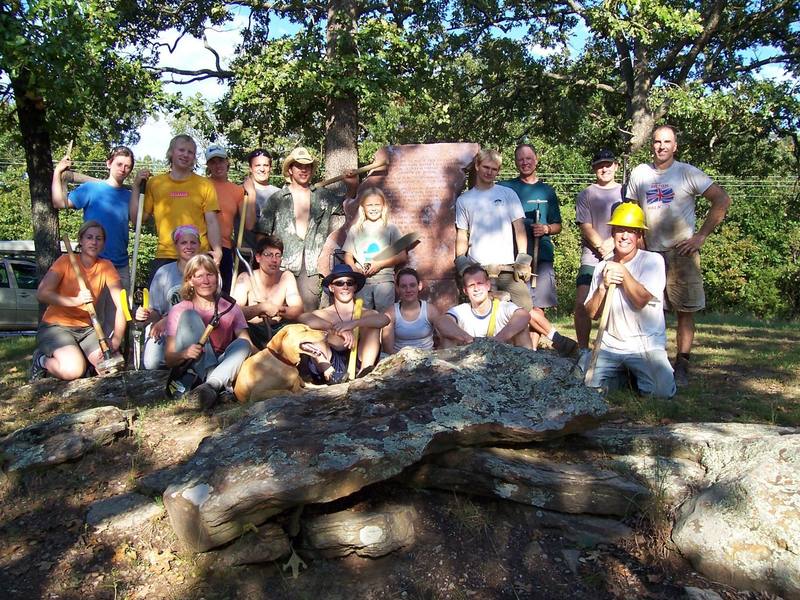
[
  {"xmin": 313, "ymin": 160, "xmax": 388, "ymax": 190},
  {"xmin": 531, "ymin": 209, "xmax": 540, "ymax": 289},
  {"xmin": 584, "ymin": 282, "xmax": 617, "ymax": 385},
  {"xmin": 62, "ymin": 235, "xmax": 95, "ymax": 313},
  {"xmin": 232, "ymin": 191, "xmax": 250, "ymax": 284}
]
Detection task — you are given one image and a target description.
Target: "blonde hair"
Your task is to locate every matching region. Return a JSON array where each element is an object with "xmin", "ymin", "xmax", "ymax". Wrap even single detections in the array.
[
  {"xmin": 353, "ymin": 187, "xmax": 389, "ymax": 230},
  {"xmin": 180, "ymin": 254, "xmax": 219, "ymax": 300},
  {"xmin": 166, "ymin": 134, "xmax": 196, "ymax": 167},
  {"xmin": 474, "ymin": 148, "xmax": 502, "ymax": 168}
]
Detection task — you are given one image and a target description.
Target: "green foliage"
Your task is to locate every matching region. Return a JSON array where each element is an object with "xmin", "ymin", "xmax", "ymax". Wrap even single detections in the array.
[{"xmin": 0, "ymin": 0, "xmax": 162, "ymax": 147}]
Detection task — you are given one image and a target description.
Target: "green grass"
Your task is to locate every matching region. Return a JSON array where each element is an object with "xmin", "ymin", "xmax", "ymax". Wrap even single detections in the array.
[
  {"xmin": 552, "ymin": 312, "xmax": 800, "ymax": 426},
  {"xmin": 0, "ymin": 334, "xmax": 36, "ymax": 391}
]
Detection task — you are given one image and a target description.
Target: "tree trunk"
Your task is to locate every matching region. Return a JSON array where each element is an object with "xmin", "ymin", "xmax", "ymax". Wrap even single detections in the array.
[
  {"xmin": 324, "ymin": 0, "xmax": 359, "ymax": 182},
  {"xmin": 12, "ymin": 73, "xmax": 60, "ymax": 279},
  {"xmin": 627, "ymin": 71, "xmax": 655, "ymax": 155}
]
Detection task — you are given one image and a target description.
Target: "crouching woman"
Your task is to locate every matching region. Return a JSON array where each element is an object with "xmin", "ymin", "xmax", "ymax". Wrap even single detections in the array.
[
  {"xmin": 32, "ymin": 220, "xmax": 126, "ymax": 381},
  {"xmin": 164, "ymin": 255, "xmax": 252, "ymax": 409}
]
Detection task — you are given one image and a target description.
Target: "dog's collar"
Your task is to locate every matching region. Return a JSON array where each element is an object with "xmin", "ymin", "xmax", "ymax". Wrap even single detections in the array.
[{"xmin": 269, "ymin": 347, "xmax": 298, "ymax": 367}]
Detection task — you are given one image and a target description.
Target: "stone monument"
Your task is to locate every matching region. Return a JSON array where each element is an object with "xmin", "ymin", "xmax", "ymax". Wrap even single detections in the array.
[{"xmin": 319, "ymin": 143, "xmax": 479, "ymax": 312}]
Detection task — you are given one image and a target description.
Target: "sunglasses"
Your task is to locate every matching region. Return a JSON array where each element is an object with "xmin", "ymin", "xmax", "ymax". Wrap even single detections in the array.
[{"xmin": 330, "ymin": 279, "xmax": 356, "ymax": 288}]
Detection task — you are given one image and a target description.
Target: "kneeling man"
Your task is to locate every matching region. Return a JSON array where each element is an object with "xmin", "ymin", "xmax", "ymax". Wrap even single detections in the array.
[
  {"xmin": 584, "ymin": 203, "xmax": 676, "ymax": 398},
  {"xmin": 438, "ymin": 265, "xmax": 532, "ymax": 348},
  {"xmin": 232, "ymin": 235, "xmax": 304, "ymax": 350},
  {"xmin": 298, "ymin": 264, "xmax": 389, "ymax": 382}
]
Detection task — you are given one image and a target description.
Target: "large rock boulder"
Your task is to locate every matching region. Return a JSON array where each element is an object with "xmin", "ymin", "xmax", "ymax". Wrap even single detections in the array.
[
  {"xmin": 0, "ymin": 405, "xmax": 134, "ymax": 473},
  {"xmin": 163, "ymin": 341, "xmax": 607, "ymax": 551},
  {"xmin": 672, "ymin": 433, "xmax": 800, "ymax": 598}
]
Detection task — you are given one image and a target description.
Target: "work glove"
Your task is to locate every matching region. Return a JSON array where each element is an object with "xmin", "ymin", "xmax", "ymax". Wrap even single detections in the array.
[{"xmin": 513, "ymin": 253, "xmax": 533, "ymax": 283}]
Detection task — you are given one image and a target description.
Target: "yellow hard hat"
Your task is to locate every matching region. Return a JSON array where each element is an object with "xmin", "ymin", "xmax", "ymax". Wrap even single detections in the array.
[{"xmin": 608, "ymin": 202, "xmax": 648, "ymax": 230}]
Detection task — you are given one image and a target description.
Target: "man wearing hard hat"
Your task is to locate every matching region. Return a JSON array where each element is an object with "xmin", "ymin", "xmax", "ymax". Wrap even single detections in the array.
[{"xmin": 583, "ymin": 203, "xmax": 676, "ymax": 398}]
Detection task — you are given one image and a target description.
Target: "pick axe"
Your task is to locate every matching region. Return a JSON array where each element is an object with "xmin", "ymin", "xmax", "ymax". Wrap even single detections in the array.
[
  {"xmin": 525, "ymin": 201, "xmax": 549, "ymax": 289},
  {"xmin": 311, "ymin": 160, "xmax": 388, "ymax": 191},
  {"xmin": 62, "ymin": 235, "xmax": 126, "ymax": 375}
]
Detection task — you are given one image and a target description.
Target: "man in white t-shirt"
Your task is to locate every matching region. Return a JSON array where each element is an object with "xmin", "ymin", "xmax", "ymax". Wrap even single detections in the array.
[
  {"xmin": 438, "ymin": 265, "xmax": 532, "ymax": 348},
  {"xmin": 455, "ymin": 148, "xmax": 532, "ymax": 311},
  {"xmin": 584, "ymin": 203, "xmax": 675, "ymax": 398},
  {"xmin": 626, "ymin": 125, "xmax": 731, "ymax": 386}
]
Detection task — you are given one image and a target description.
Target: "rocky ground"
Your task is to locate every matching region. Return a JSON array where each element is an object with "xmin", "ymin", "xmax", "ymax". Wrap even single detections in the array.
[{"xmin": 1, "ymin": 336, "xmax": 797, "ymax": 600}]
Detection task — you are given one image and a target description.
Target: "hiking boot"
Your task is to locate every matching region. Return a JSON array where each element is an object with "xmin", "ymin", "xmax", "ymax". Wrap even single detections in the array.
[
  {"xmin": 189, "ymin": 382, "xmax": 219, "ymax": 411},
  {"xmin": 674, "ymin": 356, "xmax": 690, "ymax": 387},
  {"xmin": 552, "ymin": 332, "xmax": 579, "ymax": 358},
  {"xmin": 30, "ymin": 349, "xmax": 47, "ymax": 382}
]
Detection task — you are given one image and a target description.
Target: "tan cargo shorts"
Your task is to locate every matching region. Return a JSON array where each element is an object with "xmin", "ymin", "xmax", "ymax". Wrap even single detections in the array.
[{"xmin": 659, "ymin": 249, "xmax": 705, "ymax": 313}]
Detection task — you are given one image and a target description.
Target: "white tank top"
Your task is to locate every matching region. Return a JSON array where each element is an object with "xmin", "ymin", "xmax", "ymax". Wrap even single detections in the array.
[{"xmin": 393, "ymin": 301, "xmax": 434, "ymax": 352}]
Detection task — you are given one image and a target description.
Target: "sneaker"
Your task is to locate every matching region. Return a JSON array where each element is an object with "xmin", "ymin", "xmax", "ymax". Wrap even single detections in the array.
[
  {"xmin": 674, "ymin": 356, "xmax": 690, "ymax": 387},
  {"xmin": 552, "ymin": 332, "xmax": 579, "ymax": 359},
  {"xmin": 30, "ymin": 349, "xmax": 47, "ymax": 382},
  {"xmin": 189, "ymin": 382, "xmax": 219, "ymax": 411}
]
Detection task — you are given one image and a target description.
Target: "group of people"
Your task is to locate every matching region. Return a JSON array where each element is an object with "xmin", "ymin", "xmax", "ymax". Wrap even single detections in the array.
[{"xmin": 32, "ymin": 125, "xmax": 729, "ymax": 404}]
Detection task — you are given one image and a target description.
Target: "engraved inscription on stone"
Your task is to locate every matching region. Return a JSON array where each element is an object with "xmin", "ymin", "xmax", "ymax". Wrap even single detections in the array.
[{"xmin": 354, "ymin": 143, "xmax": 479, "ymax": 311}]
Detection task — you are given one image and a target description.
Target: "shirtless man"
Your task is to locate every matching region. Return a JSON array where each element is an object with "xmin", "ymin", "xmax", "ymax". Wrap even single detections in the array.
[
  {"xmin": 298, "ymin": 264, "xmax": 389, "ymax": 382},
  {"xmin": 231, "ymin": 235, "xmax": 303, "ymax": 350},
  {"xmin": 255, "ymin": 147, "xmax": 343, "ymax": 310}
]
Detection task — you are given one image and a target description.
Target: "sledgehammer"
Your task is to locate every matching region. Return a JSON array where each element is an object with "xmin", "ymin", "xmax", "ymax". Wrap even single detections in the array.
[{"xmin": 62, "ymin": 235, "xmax": 126, "ymax": 375}]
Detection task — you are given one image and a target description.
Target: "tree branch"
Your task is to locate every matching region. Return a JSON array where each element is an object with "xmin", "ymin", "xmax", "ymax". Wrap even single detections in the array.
[
  {"xmin": 202, "ymin": 33, "xmax": 226, "ymax": 74},
  {"xmin": 156, "ymin": 66, "xmax": 234, "ymax": 81},
  {"xmin": 664, "ymin": 0, "xmax": 724, "ymax": 86},
  {"xmin": 543, "ymin": 71, "xmax": 622, "ymax": 94},
  {"xmin": 699, "ymin": 52, "xmax": 800, "ymax": 86}
]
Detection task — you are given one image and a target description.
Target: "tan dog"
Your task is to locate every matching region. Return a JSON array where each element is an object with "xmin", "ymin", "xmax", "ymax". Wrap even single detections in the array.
[{"xmin": 234, "ymin": 324, "xmax": 330, "ymax": 403}]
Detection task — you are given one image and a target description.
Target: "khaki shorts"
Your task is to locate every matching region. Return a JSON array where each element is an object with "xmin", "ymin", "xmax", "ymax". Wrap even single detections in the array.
[
  {"xmin": 660, "ymin": 250, "xmax": 705, "ymax": 313},
  {"xmin": 37, "ymin": 322, "xmax": 100, "ymax": 357}
]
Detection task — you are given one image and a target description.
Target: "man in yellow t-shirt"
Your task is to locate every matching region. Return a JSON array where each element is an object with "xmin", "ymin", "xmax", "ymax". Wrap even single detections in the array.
[{"xmin": 130, "ymin": 134, "xmax": 222, "ymax": 282}]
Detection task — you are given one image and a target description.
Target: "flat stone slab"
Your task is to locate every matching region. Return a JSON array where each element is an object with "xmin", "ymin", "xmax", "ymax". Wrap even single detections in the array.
[
  {"xmin": 567, "ymin": 422, "xmax": 795, "ymax": 467},
  {"xmin": 163, "ymin": 341, "xmax": 607, "ymax": 551},
  {"xmin": 404, "ymin": 447, "xmax": 649, "ymax": 516},
  {"xmin": 212, "ymin": 523, "xmax": 291, "ymax": 567},
  {"xmin": 0, "ymin": 405, "xmax": 134, "ymax": 473},
  {"xmin": 86, "ymin": 492, "xmax": 164, "ymax": 532}
]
